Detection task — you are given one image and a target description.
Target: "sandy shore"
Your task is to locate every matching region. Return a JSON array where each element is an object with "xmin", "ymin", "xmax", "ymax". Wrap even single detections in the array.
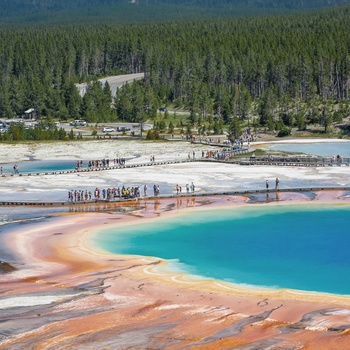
[
  {"xmin": 1, "ymin": 191, "xmax": 350, "ymax": 349},
  {"xmin": 1, "ymin": 139, "xmax": 350, "ymax": 349}
]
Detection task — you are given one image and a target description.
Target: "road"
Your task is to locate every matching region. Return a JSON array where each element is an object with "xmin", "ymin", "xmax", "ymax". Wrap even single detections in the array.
[{"xmin": 75, "ymin": 73, "xmax": 145, "ymax": 97}]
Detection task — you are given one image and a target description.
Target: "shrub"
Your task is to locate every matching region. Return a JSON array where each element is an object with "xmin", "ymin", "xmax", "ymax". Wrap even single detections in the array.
[
  {"xmin": 277, "ymin": 127, "xmax": 291, "ymax": 137},
  {"xmin": 146, "ymin": 129, "xmax": 160, "ymax": 140}
]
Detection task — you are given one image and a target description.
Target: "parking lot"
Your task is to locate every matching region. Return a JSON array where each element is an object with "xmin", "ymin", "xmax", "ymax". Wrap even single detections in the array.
[
  {"xmin": 0, "ymin": 119, "xmax": 153, "ymax": 137},
  {"xmin": 60, "ymin": 121, "xmax": 153, "ymax": 137}
]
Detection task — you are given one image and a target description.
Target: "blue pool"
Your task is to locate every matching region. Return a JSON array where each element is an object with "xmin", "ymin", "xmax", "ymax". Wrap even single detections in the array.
[
  {"xmin": 0, "ymin": 160, "xmax": 82, "ymax": 174},
  {"xmin": 263, "ymin": 142, "xmax": 350, "ymax": 157},
  {"xmin": 92, "ymin": 204, "xmax": 350, "ymax": 295}
]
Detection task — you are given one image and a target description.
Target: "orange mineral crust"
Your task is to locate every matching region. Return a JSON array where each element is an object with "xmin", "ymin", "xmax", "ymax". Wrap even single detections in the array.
[{"xmin": 1, "ymin": 192, "xmax": 350, "ymax": 349}]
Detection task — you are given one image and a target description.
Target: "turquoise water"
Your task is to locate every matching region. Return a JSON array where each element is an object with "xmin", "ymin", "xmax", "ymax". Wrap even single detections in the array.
[
  {"xmin": 93, "ymin": 204, "xmax": 350, "ymax": 295},
  {"xmin": 264, "ymin": 142, "xmax": 350, "ymax": 157},
  {"xmin": 0, "ymin": 160, "xmax": 78, "ymax": 174}
]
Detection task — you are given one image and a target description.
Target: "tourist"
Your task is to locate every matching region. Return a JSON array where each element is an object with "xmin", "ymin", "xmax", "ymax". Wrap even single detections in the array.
[
  {"xmin": 144, "ymin": 184, "xmax": 148, "ymax": 196},
  {"xmin": 266, "ymin": 179, "xmax": 269, "ymax": 190},
  {"xmin": 275, "ymin": 178, "xmax": 280, "ymax": 190},
  {"xmin": 176, "ymin": 184, "xmax": 179, "ymax": 195},
  {"xmin": 191, "ymin": 182, "xmax": 195, "ymax": 192}
]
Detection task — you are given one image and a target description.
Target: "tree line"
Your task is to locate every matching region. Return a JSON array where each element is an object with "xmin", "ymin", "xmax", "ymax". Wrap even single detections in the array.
[
  {"xmin": 0, "ymin": 6, "xmax": 350, "ymax": 137},
  {"xmin": 1, "ymin": 0, "xmax": 349, "ymax": 18},
  {"xmin": 147, "ymin": 0, "xmax": 350, "ymax": 9}
]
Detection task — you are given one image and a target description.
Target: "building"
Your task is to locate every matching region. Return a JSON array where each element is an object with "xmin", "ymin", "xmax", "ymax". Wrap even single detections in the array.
[{"xmin": 23, "ymin": 108, "xmax": 37, "ymax": 120}]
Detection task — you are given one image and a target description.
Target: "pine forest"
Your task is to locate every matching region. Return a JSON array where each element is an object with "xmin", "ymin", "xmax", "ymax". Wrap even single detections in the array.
[{"xmin": 1, "ymin": 5, "xmax": 350, "ymax": 140}]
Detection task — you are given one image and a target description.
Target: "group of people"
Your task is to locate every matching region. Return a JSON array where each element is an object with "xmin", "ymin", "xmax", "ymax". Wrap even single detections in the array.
[
  {"xmin": 68, "ymin": 185, "xmax": 144, "ymax": 202},
  {"xmin": 332, "ymin": 154, "xmax": 343, "ymax": 164},
  {"xmin": 176, "ymin": 182, "xmax": 195, "ymax": 195},
  {"xmin": 75, "ymin": 158, "xmax": 127, "ymax": 170},
  {"xmin": 66, "ymin": 176, "xmax": 281, "ymax": 203},
  {"xmin": 241, "ymin": 128, "xmax": 255, "ymax": 143},
  {"xmin": 187, "ymin": 150, "xmax": 228, "ymax": 160},
  {"xmin": 266, "ymin": 178, "xmax": 280, "ymax": 190},
  {"xmin": 67, "ymin": 181, "xmax": 198, "ymax": 202}
]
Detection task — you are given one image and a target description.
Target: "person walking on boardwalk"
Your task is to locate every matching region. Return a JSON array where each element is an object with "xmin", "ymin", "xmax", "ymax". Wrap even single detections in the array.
[
  {"xmin": 275, "ymin": 178, "xmax": 280, "ymax": 190},
  {"xmin": 191, "ymin": 182, "xmax": 195, "ymax": 192},
  {"xmin": 266, "ymin": 179, "xmax": 269, "ymax": 190}
]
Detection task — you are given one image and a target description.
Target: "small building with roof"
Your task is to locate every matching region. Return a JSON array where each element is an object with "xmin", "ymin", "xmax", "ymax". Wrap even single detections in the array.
[{"xmin": 23, "ymin": 108, "xmax": 37, "ymax": 120}]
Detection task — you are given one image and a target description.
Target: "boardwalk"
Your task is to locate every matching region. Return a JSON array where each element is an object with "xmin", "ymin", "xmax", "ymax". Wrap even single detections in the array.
[
  {"xmin": 1, "ymin": 186, "xmax": 349, "ymax": 207},
  {"xmin": 235, "ymin": 155, "xmax": 350, "ymax": 166},
  {"xmin": 1, "ymin": 153, "xmax": 349, "ymax": 178}
]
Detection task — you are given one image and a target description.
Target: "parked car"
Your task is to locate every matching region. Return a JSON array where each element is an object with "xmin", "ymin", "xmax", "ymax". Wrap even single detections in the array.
[
  {"xmin": 102, "ymin": 127, "xmax": 115, "ymax": 133},
  {"xmin": 116, "ymin": 126, "xmax": 131, "ymax": 132},
  {"xmin": 70, "ymin": 120, "xmax": 87, "ymax": 126}
]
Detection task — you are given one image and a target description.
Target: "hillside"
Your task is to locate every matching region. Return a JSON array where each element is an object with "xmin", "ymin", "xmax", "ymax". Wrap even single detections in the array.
[
  {"xmin": 1, "ymin": 0, "xmax": 350, "ymax": 25},
  {"xmin": 1, "ymin": 4, "xmax": 350, "ymax": 141},
  {"xmin": 144, "ymin": 0, "xmax": 350, "ymax": 9}
]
